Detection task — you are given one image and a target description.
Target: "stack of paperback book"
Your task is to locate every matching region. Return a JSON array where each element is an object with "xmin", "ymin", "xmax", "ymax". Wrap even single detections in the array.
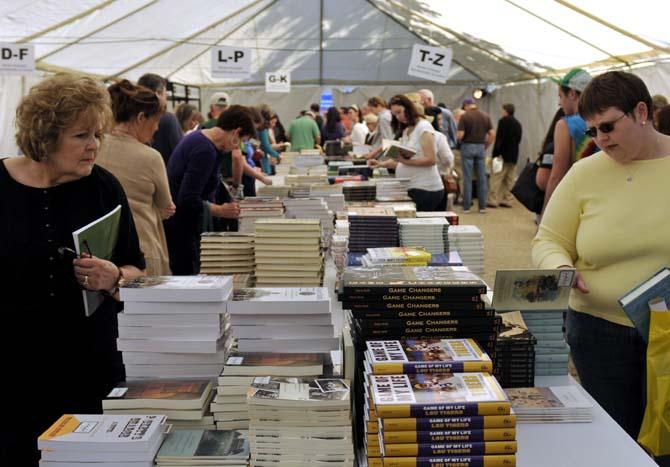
[
  {"xmin": 417, "ymin": 210, "xmax": 459, "ymax": 225},
  {"xmin": 257, "ymin": 185, "xmax": 291, "ymax": 198},
  {"xmin": 495, "ymin": 311, "xmax": 536, "ymax": 388},
  {"xmin": 238, "ymin": 198, "xmax": 285, "ymax": 234},
  {"xmin": 103, "ymin": 380, "xmax": 215, "ymax": 430},
  {"xmin": 285, "ymin": 172, "xmax": 328, "ymax": 186},
  {"xmin": 493, "ymin": 269, "xmax": 576, "ymax": 378},
  {"xmin": 336, "ymin": 219, "xmax": 350, "ymax": 236},
  {"xmin": 247, "ymin": 376, "xmax": 354, "ymax": 466},
  {"xmin": 227, "ymin": 287, "xmax": 337, "ymax": 353},
  {"xmin": 155, "ymin": 429, "xmax": 249, "ymax": 466},
  {"xmin": 328, "ymin": 160, "xmax": 354, "ymax": 175},
  {"xmin": 293, "ymin": 152, "xmax": 325, "ymax": 167},
  {"xmin": 310, "ymin": 183, "xmax": 346, "ymax": 212},
  {"xmin": 367, "ymin": 373, "xmax": 516, "ymax": 467},
  {"xmin": 389, "ymin": 202, "xmax": 417, "ymax": 218},
  {"xmin": 283, "ymin": 197, "xmax": 334, "ymax": 248},
  {"xmin": 274, "ymin": 151, "xmax": 298, "ymax": 175},
  {"xmin": 360, "ymin": 247, "xmax": 432, "ymax": 267},
  {"xmin": 342, "ymin": 181, "xmax": 377, "ymax": 202},
  {"xmin": 505, "ymin": 385, "xmax": 592, "ymax": 423},
  {"xmin": 199, "ymin": 232, "xmax": 255, "ymax": 276},
  {"xmin": 374, "ymin": 178, "xmax": 411, "ymax": 202},
  {"xmin": 254, "ymin": 218, "xmax": 324, "ymax": 286},
  {"xmin": 38, "ymin": 414, "xmax": 166, "ymax": 466},
  {"xmin": 346, "ymin": 207, "xmax": 399, "ymax": 253},
  {"xmin": 331, "ymin": 234, "xmax": 350, "ymax": 289},
  {"xmin": 448, "ymin": 225, "xmax": 484, "ymax": 275},
  {"xmin": 398, "ymin": 217, "xmax": 450, "ymax": 254},
  {"xmin": 117, "ymin": 276, "xmax": 233, "ymax": 379},
  {"xmin": 213, "ymin": 353, "xmax": 324, "ymax": 430}
]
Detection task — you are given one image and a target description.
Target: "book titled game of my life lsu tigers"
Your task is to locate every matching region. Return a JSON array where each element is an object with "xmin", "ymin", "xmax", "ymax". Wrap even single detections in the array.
[
  {"xmin": 365, "ymin": 339, "xmax": 493, "ymax": 375},
  {"xmin": 374, "ymin": 454, "xmax": 518, "ymax": 467},
  {"xmin": 370, "ymin": 373, "xmax": 510, "ymax": 418}
]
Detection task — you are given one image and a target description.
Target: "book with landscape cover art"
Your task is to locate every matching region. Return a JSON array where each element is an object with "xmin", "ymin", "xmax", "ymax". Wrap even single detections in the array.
[
  {"xmin": 493, "ymin": 269, "xmax": 575, "ymax": 311},
  {"xmin": 103, "ymin": 380, "xmax": 212, "ymax": 410}
]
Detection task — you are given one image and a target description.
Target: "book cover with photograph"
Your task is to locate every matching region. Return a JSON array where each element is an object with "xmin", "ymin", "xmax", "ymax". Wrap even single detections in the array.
[
  {"xmin": 156, "ymin": 429, "xmax": 249, "ymax": 462},
  {"xmin": 246, "ymin": 376, "xmax": 350, "ymax": 407},
  {"xmin": 222, "ymin": 353, "xmax": 323, "ymax": 376},
  {"xmin": 492, "ymin": 269, "xmax": 575, "ymax": 311},
  {"xmin": 102, "ymin": 380, "xmax": 212, "ymax": 410},
  {"xmin": 618, "ymin": 267, "xmax": 670, "ymax": 342}
]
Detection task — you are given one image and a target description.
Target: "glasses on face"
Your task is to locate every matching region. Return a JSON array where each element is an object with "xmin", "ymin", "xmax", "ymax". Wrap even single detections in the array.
[{"xmin": 584, "ymin": 113, "xmax": 627, "ymax": 138}]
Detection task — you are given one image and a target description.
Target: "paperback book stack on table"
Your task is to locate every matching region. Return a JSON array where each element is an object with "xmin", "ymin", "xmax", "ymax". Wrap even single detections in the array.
[
  {"xmin": 332, "ymin": 233, "xmax": 350, "ymax": 290},
  {"xmin": 155, "ymin": 429, "xmax": 250, "ymax": 466},
  {"xmin": 344, "ymin": 207, "xmax": 399, "ymax": 253},
  {"xmin": 416, "ymin": 210, "xmax": 460, "ymax": 225},
  {"xmin": 374, "ymin": 178, "xmax": 412, "ymax": 202},
  {"xmin": 253, "ymin": 218, "xmax": 324, "ymax": 287},
  {"xmin": 283, "ymin": 197, "xmax": 334, "ymax": 249},
  {"xmin": 117, "ymin": 275, "xmax": 234, "ymax": 380},
  {"xmin": 387, "ymin": 202, "xmax": 417, "ymax": 219},
  {"xmin": 365, "ymin": 373, "xmax": 517, "ymax": 467},
  {"xmin": 274, "ymin": 151, "xmax": 298, "ymax": 176},
  {"xmin": 399, "ymin": 217, "xmax": 450, "ymax": 254},
  {"xmin": 238, "ymin": 198, "xmax": 285, "ymax": 234},
  {"xmin": 226, "ymin": 287, "xmax": 337, "ymax": 353},
  {"xmin": 256, "ymin": 185, "xmax": 291, "ymax": 198},
  {"xmin": 293, "ymin": 152, "xmax": 325, "ymax": 168},
  {"xmin": 328, "ymin": 160, "xmax": 354, "ymax": 176},
  {"xmin": 103, "ymin": 379, "xmax": 216, "ymax": 430},
  {"xmin": 38, "ymin": 414, "xmax": 166, "ymax": 467},
  {"xmin": 213, "ymin": 353, "xmax": 325, "ymax": 430},
  {"xmin": 505, "ymin": 385, "xmax": 592, "ymax": 423},
  {"xmin": 494, "ymin": 311, "xmax": 537, "ymax": 388},
  {"xmin": 493, "ymin": 269, "xmax": 576, "ymax": 378},
  {"xmin": 342, "ymin": 181, "xmax": 377, "ymax": 202},
  {"xmin": 199, "ymin": 232, "xmax": 255, "ymax": 277},
  {"xmin": 310, "ymin": 183, "xmax": 346, "ymax": 213},
  {"xmin": 247, "ymin": 376, "xmax": 354, "ymax": 467},
  {"xmin": 447, "ymin": 225, "xmax": 484, "ymax": 275}
]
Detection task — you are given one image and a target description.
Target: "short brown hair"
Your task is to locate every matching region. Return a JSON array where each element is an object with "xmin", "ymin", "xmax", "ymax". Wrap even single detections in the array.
[
  {"xmin": 216, "ymin": 105, "xmax": 256, "ymax": 137},
  {"xmin": 15, "ymin": 73, "xmax": 112, "ymax": 162},
  {"xmin": 502, "ymin": 103, "xmax": 515, "ymax": 115},
  {"xmin": 579, "ymin": 71, "xmax": 653, "ymax": 122},
  {"xmin": 107, "ymin": 79, "xmax": 165, "ymax": 123},
  {"xmin": 367, "ymin": 96, "xmax": 387, "ymax": 108}
]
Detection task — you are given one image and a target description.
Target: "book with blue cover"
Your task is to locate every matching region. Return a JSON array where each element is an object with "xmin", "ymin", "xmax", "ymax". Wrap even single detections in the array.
[{"xmin": 618, "ymin": 267, "xmax": 670, "ymax": 342}]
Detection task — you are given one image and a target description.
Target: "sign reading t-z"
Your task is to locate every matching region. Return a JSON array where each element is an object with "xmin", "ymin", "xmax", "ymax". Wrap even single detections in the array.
[
  {"xmin": 0, "ymin": 43, "xmax": 35, "ymax": 75},
  {"xmin": 211, "ymin": 46, "xmax": 252, "ymax": 79},
  {"xmin": 408, "ymin": 44, "xmax": 452, "ymax": 84}
]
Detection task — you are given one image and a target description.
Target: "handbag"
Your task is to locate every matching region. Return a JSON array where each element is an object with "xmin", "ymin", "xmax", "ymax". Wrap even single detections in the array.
[{"xmin": 511, "ymin": 159, "xmax": 544, "ymax": 214}]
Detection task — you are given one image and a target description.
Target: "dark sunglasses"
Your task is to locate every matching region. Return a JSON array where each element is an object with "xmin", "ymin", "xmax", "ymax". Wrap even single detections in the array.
[{"xmin": 585, "ymin": 113, "xmax": 627, "ymax": 138}]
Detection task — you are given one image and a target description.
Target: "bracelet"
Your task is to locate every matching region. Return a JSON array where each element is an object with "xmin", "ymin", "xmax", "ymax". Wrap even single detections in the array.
[{"xmin": 104, "ymin": 266, "xmax": 125, "ymax": 297}]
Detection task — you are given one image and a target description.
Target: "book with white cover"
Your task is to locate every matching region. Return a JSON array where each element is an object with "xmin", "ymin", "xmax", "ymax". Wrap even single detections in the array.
[
  {"xmin": 227, "ymin": 288, "xmax": 330, "ymax": 315},
  {"xmin": 121, "ymin": 349, "xmax": 229, "ymax": 365},
  {"xmin": 120, "ymin": 276, "xmax": 233, "ymax": 303},
  {"xmin": 38, "ymin": 414, "xmax": 165, "ymax": 452},
  {"xmin": 236, "ymin": 337, "xmax": 339, "ymax": 353},
  {"xmin": 117, "ymin": 334, "xmax": 232, "ymax": 354},
  {"xmin": 118, "ymin": 313, "xmax": 224, "ymax": 328},
  {"xmin": 230, "ymin": 313, "xmax": 332, "ymax": 326},
  {"xmin": 122, "ymin": 300, "xmax": 227, "ymax": 315},
  {"xmin": 233, "ymin": 324, "xmax": 334, "ymax": 339}
]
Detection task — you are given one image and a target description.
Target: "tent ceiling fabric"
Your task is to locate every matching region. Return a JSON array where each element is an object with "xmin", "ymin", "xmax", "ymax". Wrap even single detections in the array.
[{"xmin": 1, "ymin": 0, "xmax": 668, "ymax": 86}]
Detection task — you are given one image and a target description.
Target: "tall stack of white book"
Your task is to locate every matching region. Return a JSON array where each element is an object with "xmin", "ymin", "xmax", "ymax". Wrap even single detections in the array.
[
  {"xmin": 117, "ymin": 276, "xmax": 233, "ymax": 380},
  {"xmin": 254, "ymin": 219, "xmax": 324, "ymax": 286},
  {"xmin": 448, "ymin": 225, "xmax": 485, "ymax": 275},
  {"xmin": 199, "ymin": 232, "xmax": 255, "ymax": 276},
  {"xmin": 38, "ymin": 414, "xmax": 166, "ymax": 467}
]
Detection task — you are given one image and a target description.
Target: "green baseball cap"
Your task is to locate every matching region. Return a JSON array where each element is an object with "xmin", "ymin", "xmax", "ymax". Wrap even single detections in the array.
[{"xmin": 551, "ymin": 68, "xmax": 592, "ymax": 92}]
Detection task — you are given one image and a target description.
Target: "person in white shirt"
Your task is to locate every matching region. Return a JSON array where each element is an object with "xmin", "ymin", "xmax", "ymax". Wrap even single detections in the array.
[
  {"xmin": 348, "ymin": 105, "xmax": 369, "ymax": 146},
  {"xmin": 368, "ymin": 95, "xmax": 444, "ymax": 211}
]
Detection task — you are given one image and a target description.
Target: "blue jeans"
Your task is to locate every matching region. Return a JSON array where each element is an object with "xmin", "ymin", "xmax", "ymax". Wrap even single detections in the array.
[
  {"xmin": 566, "ymin": 309, "xmax": 647, "ymax": 440},
  {"xmin": 460, "ymin": 143, "xmax": 487, "ymax": 210}
]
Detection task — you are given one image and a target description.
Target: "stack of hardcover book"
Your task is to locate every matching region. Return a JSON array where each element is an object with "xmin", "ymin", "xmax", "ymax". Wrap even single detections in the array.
[
  {"xmin": 342, "ymin": 181, "xmax": 377, "ymax": 202},
  {"xmin": 238, "ymin": 198, "xmax": 284, "ymax": 234},
  {"xmin": 495, "ymin": 311, "xmax": 537, "ymax": 388},
  {"xmin": 117, "ymin": 276, "xmax": 233, "ymax": 379},
  {"xmin": 38, "ymin": 414, "xmax": 166, "ymax": 466},
  {"xmin": 417, "ymin": 210, "xmax": 459, "ymax": 225},
  {"xmin": 346, "ymin": 207, "xmax": 399, "ymax": 253},
  {"xmin": 247, "ymin": 376, "xmax": 354, "ymax": 467},
  {"xmin": 367, "ymin": 373, "xmax": 516, "ymax": 467},
  {"xmin": 213, "ymin": 353, "xmax": 324, "ymax": 430},
  {"xmin": 448, "ymin": 225, "xmax": 484, "ymax": 275},
  {"xmin": 253, "ymin": 219, "xmax": 324, "ymax": 286},
  {"xmin": 505, "ymin": 385, "xmax": 592, "ymax": 423},
  {"xmin": 374, "ymin": 178, "xmax": 412, "ymax": 202},
  {"xmin": 493, "ymin": 269, "xmax": 576, "ymax": 378},
  {"xmin": 155, "ymin": 429, "xmax": 249, "ymax": 466},
  {"xmin": 103, "ymin": 380, "xmax": 215, "ymax": 430},
  {"xmin": 399, "ymin": 217, "xmax": 450, "ymax": 254},
  {"xmin": 199, "ymin": 232, "xmax": 255, "ymax": 276},
  {"xmin": 226, "ymin": 287, "xmax": 336, "ymax": 353}
]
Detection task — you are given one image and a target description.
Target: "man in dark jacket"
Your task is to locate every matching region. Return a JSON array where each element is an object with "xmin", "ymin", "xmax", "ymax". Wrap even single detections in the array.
[{"xmin": 488, "ymin": 103, "xmax": 522, "ymax": 207}]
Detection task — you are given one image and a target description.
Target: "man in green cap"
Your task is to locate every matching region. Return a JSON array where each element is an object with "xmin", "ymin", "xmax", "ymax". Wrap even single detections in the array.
[{"xmin": 542, "ymin": 68, "xmax": 599, "ymax": 214}]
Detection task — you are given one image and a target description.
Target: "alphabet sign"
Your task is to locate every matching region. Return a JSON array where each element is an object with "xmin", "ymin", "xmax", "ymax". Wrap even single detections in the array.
[
  {"xmin": 0, "ymin": 43, "xmax": 35, "ymax": 75},
  {"xmin": 407, "ymin": 44, "xmax": 452, "ymax": 84},
  {"xmin": 211, "ymin": 46, "xmax": 251, "ymax": 79},
  {"xmin": 265, "ymin": 72, "xmax": 290, "ymax": 93}
]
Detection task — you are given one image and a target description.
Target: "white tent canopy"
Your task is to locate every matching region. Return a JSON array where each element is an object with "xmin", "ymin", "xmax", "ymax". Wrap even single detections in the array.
[{"xmin": 1, "ymin": 0, "xmax": 670, "ymax": 158}]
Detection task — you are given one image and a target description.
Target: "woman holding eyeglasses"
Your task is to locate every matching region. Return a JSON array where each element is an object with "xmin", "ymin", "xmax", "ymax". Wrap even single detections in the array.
[
  {"xmin": 0, "ymin": 74, "xmax": 146, "ymax": 465},
  {"xmin": 532, "ymin": 71, "xmax": 670, "ymax": 442}
]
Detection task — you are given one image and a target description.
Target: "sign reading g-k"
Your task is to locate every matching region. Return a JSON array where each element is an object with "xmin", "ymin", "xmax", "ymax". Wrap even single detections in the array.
[
  {"xmin": 0, "ymin": 43, "xmax": 35, "ymax": 75},
  {"xmin": 211, "ymin": 46, "xmax": 251, "ymax": 79},
  {"xmin": 265, "ymin": 72, "xmax": 291, "ymax": 93}
]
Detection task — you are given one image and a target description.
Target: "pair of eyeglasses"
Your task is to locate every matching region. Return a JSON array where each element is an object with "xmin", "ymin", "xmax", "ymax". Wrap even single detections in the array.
[{"xmin": 584, "ymin": 113, "xmax": 627, "ymax": 138}]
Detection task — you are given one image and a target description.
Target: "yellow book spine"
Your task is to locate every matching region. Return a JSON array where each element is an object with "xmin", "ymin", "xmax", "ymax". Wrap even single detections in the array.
[{"xmin": 382, "ymin": 454, "xmax": 517, "ymax": 467}]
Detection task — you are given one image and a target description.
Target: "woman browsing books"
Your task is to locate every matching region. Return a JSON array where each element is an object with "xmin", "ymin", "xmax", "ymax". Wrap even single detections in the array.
[
  {"xmin": 532, "ymin": 71, "xmax": 670, "ymax": 443},
  {"xmin": 0, "ymin": 73, "xmax": 147, "ymax": 466},
  {"xmin": 368, "ymin": 95, "xmax": 444, "ymax": 211}
]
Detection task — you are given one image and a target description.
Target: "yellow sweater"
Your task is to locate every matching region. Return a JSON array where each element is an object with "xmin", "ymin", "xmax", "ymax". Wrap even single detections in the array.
[{"xmin": 532, "ymin": 151, "xmax": 670, "ymax": 326}]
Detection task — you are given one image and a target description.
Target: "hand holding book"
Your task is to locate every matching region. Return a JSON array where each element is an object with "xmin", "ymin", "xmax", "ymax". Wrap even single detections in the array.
[{"xmin": 73, "ymin": 255, "xmax": 121, "ymax": 293}]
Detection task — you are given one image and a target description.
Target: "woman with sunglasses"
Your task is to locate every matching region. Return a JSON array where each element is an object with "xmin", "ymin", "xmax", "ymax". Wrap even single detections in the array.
[{"xmin": 532, "ymin": 71, "xmax": 670, "ymax": 445}]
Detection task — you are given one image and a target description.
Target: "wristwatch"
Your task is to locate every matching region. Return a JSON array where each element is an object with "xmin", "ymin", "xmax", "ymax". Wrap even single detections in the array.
[{"xmin": 104, "ymin": 266, "xmax": 125, "ymax": 297}]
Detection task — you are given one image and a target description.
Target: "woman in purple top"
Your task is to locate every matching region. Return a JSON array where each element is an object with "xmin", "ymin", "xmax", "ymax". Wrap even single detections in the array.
[{"xmin": 165, "ymin": 105, "xmax": 255, "ymax": 274}]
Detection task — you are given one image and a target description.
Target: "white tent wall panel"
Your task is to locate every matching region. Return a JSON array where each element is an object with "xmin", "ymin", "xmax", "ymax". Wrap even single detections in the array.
[{"xmin": 0, "ymin": 74, "xmax": 45, "ymax": 157}]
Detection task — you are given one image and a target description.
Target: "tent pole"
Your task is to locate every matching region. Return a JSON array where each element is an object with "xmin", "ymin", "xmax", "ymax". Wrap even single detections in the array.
[{"xmin": 319, "ymin": 0, "xmax": 324, "ymax": 86}]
